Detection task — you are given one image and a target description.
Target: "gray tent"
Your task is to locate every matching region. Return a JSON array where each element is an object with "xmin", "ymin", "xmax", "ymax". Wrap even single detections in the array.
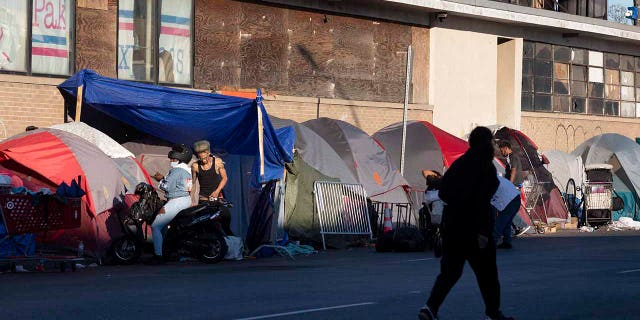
[
  {"xmin": 270, "ymin": 117, "xmax": 366, "ymax": 244},
  {"xmin": 373, "ymin": 120, "xmax": 470, "ymax": 191},
  {"xmin": 543, "ymin": 150, "xmax": 584, "ymax": 195},
  {"xmin": 302, "ymin": 118, "xmax": 410, "ymax": 204},
  {"xmin": 572, "ymin": 134, "xmax": 640, "ymax": 220},
  {"xmin": 270, "ymin": 117, "xmax": 357, "ymax": 184}
]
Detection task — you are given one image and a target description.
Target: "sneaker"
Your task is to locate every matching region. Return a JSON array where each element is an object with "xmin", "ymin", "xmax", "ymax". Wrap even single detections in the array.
[
  {"xmin": 14, "ymin": 265, "xmax": 30, "ymax": 273},
  {"xmin": 486, "ymin": 312, "xmax": 515, "ymax": 320},
  {"xmin": 418, "ymin": 306, "xmax": 438, "ymax": 320},
  {"xmin": 514, "ymin": 226, "xmax": 531, "ymax": 237},
  {"xmin": 497, "ymin": 242, "xmax": 512, "ymax": 249}
]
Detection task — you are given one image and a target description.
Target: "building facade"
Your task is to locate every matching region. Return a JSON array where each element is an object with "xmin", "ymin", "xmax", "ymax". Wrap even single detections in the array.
[{"xmin": 0, "ymin": 0, "xmax": 639, "ymax": 152}]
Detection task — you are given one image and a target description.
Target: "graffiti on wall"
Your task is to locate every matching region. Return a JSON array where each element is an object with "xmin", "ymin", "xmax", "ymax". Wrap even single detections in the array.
[{"xmin": 521, "ymin": 118, "xmax": 606, "ymax": 153}]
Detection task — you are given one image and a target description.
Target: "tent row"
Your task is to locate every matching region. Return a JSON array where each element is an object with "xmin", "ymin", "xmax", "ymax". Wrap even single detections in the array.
[
  {"xmin": 544, "ymin": 133, "xmax": 640, "ymax": 221},
  {"xmin": 1, "ymin": 69, "xmax": 576, "ymax": 257}
]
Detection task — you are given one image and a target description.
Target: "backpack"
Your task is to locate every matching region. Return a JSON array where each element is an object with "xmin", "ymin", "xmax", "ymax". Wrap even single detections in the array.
[{"xmin": 129, "ymin": 183, "xmax": 164, "ymax": 223}]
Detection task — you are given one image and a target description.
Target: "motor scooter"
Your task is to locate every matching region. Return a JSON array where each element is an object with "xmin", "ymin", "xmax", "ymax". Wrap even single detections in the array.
[{"xmin": 112, "ymin": 183, "xmax": 230, "ymax": 264}]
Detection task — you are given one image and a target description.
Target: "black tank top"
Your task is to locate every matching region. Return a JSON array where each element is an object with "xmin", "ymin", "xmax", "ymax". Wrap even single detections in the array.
[{"xmin": 198, "ymin": 158, "xmax": 222, "ymax": 197}]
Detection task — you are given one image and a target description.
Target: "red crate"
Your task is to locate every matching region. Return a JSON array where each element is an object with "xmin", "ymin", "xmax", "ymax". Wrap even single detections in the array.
[{"xmin": 0, "ymin": 195, "xmax": 82, "ymax": 235}]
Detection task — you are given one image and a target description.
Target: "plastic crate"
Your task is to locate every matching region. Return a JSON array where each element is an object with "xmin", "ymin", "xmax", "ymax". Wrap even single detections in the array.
[{"xmin": 0, "ymin": 195, "xmax": 82, "ymax": 235}]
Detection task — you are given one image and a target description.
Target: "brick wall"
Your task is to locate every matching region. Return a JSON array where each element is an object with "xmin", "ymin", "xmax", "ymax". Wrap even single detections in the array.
[
  {"xmin": 263, "ymin": 95, "xmax": 433, "ymax": 134},
  {"xmin": 0, "ymin": 75, "xmax": 64, "ymax": 140},
  {"xmin": 521, "ymin": 111, "xmax": 640, "ymax": 152}
]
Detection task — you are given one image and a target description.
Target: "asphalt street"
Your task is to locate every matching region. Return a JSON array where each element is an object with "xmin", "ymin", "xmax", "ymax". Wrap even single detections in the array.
[{"xmin": 2, "ymin": 232, "xmax": 640, "ymax": 320}]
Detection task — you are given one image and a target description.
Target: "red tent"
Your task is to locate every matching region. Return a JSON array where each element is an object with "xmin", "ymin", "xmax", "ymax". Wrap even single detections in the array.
[
  {"xmin": 0, "ymin": 128, "xmax": 147, "ymax": 257},
  {"xmin": 373, "ymin": 121, "xmax": 469, "ymax": 191},
  {"xmin": 494, "ymin": 127, "xmax": 569, "ymax": 225}
]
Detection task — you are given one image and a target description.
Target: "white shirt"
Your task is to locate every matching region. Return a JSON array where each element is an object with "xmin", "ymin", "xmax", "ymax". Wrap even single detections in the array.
[{"xmin": 491, "ymin": 175, "xmax": 520, "ymax": 211}]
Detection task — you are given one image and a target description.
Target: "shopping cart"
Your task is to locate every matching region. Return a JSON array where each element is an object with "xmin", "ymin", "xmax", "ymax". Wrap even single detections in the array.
[
  {"xmin": 0, "ymin": 194, "xmax": 84, "ymax": 272},
  {"xmin": 520, "ymin": 179, "xmax": 549, "ymax": 233},
  {"xmin": 581, "ymin": 164, "xmax": 614, "ymax": 227}
]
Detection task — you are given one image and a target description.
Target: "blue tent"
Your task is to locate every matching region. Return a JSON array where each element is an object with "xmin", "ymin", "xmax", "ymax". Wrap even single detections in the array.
[{"xmin": 58, "ymin": 69, "xmax": 294, "ymax": 184}]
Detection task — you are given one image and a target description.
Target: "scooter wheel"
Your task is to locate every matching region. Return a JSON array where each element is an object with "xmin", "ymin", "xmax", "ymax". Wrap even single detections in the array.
[
  {"xmin": 196, "ymin": 235, "xmax": 228, "ymax": 264},
  {"xmin": 112, "ymin": 236, "xmax": 142, "ymax": 265}
]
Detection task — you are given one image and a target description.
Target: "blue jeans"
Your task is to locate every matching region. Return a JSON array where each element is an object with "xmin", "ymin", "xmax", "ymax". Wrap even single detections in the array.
[
  {"xmin": 152, "ymin": 196, "xmax": 191, "ymax": 256},
  {"xmin": 494, "ymin": 197, "xmax": 521, "ymax": 245}
]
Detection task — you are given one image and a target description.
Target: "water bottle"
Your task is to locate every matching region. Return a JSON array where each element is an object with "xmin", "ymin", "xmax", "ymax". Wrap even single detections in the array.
[{"xmin": 77, "ymin": 241, "xmax": 84, "ymax": 257}]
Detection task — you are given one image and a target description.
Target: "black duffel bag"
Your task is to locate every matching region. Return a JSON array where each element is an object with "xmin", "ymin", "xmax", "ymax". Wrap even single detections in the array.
[{"xmin": 375, "ymin": 227, "xmax": 426, "ymax": 252}]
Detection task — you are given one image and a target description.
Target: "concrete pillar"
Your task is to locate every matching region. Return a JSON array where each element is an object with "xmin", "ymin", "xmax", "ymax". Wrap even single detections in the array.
[{"xmin": 496, "ymin": 38, "xmax": 523, "ymax": 129}]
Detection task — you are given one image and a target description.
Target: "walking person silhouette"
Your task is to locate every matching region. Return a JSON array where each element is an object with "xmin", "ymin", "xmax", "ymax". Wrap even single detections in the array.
[{"xmin": 418, "ymin": 126, "xmax": 515, "ymax": 320}]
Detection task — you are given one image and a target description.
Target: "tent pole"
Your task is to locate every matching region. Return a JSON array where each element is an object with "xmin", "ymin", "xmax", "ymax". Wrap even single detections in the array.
[
  {"xmin": 257, "ymin": 98, "xmax": 265, "ymax": 178},
  {"xmin": 400, "ymin": 45, "xmax": 413, "ymax": 176},
  {"xmin": 75, "ymin": 85, "xmax": 84, "ymax": 122}
]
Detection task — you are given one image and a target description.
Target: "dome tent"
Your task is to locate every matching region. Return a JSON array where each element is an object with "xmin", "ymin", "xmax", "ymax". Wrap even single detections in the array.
[
  {"xmin": 302, "ymin": 118, "xmax": 410, "ymax": 204},
  {"xmin": 572, "ymin": 133, "xmax": 640, "ymax": 220},
  {"xmin": 0, "ymin": 128, "xmax": 131, "ymax": 257},
  {"xmin": 373, "ymin": 120, "xmax": 468, "ymax": 191}
]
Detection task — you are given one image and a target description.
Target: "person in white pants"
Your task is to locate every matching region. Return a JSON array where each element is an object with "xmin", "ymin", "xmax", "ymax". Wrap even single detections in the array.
[{"xmin": 148, "ymin": 144, "xmax": 193, "ymax": 264}]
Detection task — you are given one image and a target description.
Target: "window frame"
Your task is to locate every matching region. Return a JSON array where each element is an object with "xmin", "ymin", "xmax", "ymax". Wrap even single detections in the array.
[
  {"xmin": 522, "ymin": 40, "xmax": 640, "ymax": 118},
  {"xmin": 116, "ymin": 0, "xmax": 194, "ymax": 87},
  {"xmin": 0, "ymin": 0, "xmax": 76, "ymax": 78}
]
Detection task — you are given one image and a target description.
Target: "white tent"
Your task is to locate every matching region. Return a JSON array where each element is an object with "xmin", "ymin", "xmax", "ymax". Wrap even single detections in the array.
[
  {"xmin": 544, "ymin": 150, "xmax": 584, "ymax": 196},
  {"xmin": 572, "ymin": 134, "xmax": 640, "ymax": 220}
]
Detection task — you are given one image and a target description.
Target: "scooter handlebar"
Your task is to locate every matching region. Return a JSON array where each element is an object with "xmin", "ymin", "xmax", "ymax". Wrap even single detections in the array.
[{"xmin": 207, "ymin": 197, "xmax": 233, "ymax": 208}]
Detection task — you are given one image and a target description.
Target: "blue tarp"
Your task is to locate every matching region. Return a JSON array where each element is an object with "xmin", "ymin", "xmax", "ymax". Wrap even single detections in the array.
[{"xmin": 58, "ymin": 69, "xmax": 294, "ymax": 183}]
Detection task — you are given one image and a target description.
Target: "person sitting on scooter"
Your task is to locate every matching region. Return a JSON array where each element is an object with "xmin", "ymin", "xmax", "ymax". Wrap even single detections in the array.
[
  {"xmin": 192, "ymin": 140, "xmax": 233, "ymax": 236},
  {"xmin": 148, "ymin": 144, "xmax": 193, "ymax": 264}
]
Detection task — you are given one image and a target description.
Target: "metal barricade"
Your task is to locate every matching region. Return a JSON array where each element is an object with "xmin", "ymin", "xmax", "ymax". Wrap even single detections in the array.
[{"xmin": 313, "ymin": 181, "xmax": 372, "ymax": 250}]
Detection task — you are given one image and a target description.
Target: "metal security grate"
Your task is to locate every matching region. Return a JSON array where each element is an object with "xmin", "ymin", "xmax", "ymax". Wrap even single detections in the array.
[{"xmin": 313, "ymin": 181, "xmax": 372, "ymax": 250}]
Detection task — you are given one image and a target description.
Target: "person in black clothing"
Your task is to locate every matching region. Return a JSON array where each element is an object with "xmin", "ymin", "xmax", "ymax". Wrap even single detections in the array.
[
  {"xmin": 418, "ymin": 127, "xmax": 514, "ymax": 320},
  {"xmin": 192, "ymin": 140, "xmax": 233, "ymax": 236}
]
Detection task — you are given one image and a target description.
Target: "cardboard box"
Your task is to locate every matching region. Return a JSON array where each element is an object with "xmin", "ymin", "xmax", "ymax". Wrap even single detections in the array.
[{"xmin": 561, "ymin": 222, "xmax": 578, "ymax": 229}]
